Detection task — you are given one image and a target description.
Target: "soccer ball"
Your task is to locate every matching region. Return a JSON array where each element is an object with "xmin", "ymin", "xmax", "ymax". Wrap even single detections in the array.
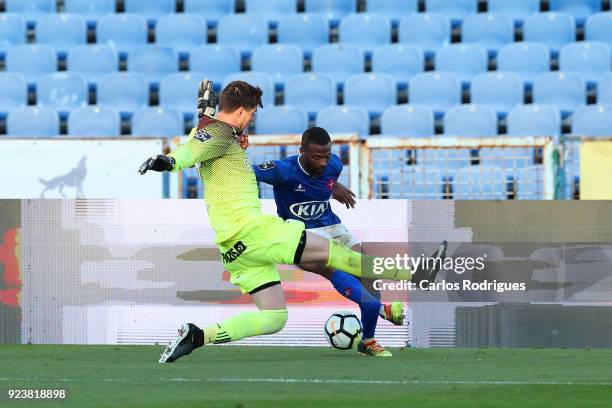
[{"xmin": 324, "ymin": 311, "xmax": 363, "ymax": 350}]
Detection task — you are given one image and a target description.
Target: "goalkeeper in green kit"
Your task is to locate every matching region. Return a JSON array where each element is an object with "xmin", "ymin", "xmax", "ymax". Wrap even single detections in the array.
[{"xmin": 139, "ymin": 79, "xmax": 445, "ymax": 363}]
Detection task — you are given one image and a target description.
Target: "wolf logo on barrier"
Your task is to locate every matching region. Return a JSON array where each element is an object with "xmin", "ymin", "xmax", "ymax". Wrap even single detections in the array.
[{"xmin": 39, "ymin": 156, "xmax": 87, "ymax": 198}]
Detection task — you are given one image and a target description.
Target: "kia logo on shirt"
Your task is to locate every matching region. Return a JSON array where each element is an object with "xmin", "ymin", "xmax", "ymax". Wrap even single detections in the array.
[{"xmin": 289, "ymin": 201, "xmax": 329, "ymax": 220}]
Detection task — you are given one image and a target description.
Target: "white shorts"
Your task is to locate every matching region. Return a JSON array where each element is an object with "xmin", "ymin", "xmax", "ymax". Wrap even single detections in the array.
[{"xmin": 308, "ymin": 223, "xmax": 360, "ymax": 249}]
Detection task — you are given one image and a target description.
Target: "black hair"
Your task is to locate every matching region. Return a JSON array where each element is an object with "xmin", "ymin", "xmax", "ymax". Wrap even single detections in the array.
[{"xmin": 301, "ymin": 127, "xmax": 331, "ymax": 148}]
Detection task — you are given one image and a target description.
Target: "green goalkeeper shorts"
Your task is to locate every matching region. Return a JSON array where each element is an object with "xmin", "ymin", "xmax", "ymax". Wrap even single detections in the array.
[{"xmin": 217, "ymin": 214, "xmax": 306, "ymax": 294}]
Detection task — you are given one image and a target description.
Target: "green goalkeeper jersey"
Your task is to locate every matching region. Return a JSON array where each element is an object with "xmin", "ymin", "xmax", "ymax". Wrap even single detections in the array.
[{"xmin": 168, "ymin": 120, "xmax": 261, "ymax": 243}]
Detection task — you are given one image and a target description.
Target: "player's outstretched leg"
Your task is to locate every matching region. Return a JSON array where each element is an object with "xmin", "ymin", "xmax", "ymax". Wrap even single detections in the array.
[
  {"xmin": 411, "ymin": 240, "xmax": 448, "ymax": 288},
  {"xmin": 159, "ymin": 323, "xmax": 203, "ymax": 363}
]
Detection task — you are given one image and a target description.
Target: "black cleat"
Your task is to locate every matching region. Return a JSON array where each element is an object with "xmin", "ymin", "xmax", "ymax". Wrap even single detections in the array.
[
  {"xmin": 411, "ymin": 240, "xmax": 448, "ymax": 289},
  {"xmin": 159, "ymin": 323, "xmax": 203, "ymax": 363}
]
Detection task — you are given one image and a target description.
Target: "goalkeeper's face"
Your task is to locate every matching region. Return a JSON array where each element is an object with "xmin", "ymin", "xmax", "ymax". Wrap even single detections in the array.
[
  {"xmin": 236, "ymin": 107, "xmax": 257, "ymax": 133},
  {"xmin": 300, "ymin": 142, "xmax": 332, "ymax": 176}
]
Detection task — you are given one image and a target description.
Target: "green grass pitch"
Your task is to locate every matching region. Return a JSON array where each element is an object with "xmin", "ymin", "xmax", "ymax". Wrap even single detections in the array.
[{"xmin": 1, "ymin": 345, "xmax": 611, "ymax": 407}]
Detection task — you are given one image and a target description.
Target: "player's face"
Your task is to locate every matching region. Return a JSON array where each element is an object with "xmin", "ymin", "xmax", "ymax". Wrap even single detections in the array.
[
  {"xmin": 300, "ymin": 143, "xmax": 332, "ymax": 176},
  {"xmin": 237, "ymin": 107, "xmax": 257, "ymax": 133}
]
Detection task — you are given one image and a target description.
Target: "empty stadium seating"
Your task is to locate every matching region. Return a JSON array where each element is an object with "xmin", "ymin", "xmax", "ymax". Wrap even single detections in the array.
[
  {"xmin": 0, "ymin": 14, "xmax": 26, "ymax": 57},
  {"xmin": 217, "ymin": 14, "xmax": 268, "ymax": 57},
  {"xmin": 255, "ymin": 106, "xmax": 309, "ymax": 134},
  {"xmin": 344, "ymin": 73, "xmax": 397, "ymax": 116},
  {"xmin": 312, "ymin": 44, "xmax": 364, "ymax": 86},
  {"xmin": 183, "ymin": 0, "xmax": 233, "ymax": 26},
  {"xmin": 372, "ymin": 44, "xmax": 424, "ymax": 88},
  {"xmin": 316, "ymin": 105, "xmax": 369, "ymax": 136},
  {"xmin": 277, "ymin": 14, "xmax": 329, "ymax": 56},
  {"xmin": 559, "ymin": 41, "xmax": 611, "ymax": 86},
  {"xmin": 599, "ymin": 72, "xmax": 612, "ymax": 105},
  {"xmin": 155, "ymin": 14, "xmax": 206, "ymax": 58},
  {"xmin": 0, "ymin": 73, "xmax": 27, "ymax": 116},
  {"xmin": 63, "ymin": 0, "xmax": 116, "ymax": 27},
  {"xmin": 585, "ymin": 12, "xmax": 612, "ymax": 47},
  {"xmin": 36, "ymin": 14, "xmax": 86, "ymax": 57},
  {"xmin": 487, "ymin": 0, "xmax": 540, "ymax": 24},
  {"xmin": 339, "ymin": 13, "xmax": 391, "ymax": 55},
  {"xmin": 380, "ymin": 105, "xmax": 435, "ymax": 137},
  {"xmin": 497, "ymin": 42, "xmax": 551, "ymax": 85},
  {"xmin": 159, "ymin": 72, "xmax": 202, "ymax": 119},
  {"xmin": 68, "ymin": 106, "xmax": 121, "ymax": 137},
  {"xmin": 7, "ymin": 106, "xmax": 59, "ymax": 137},
  {"xmin": 6, "ymin": 44, "xmax": 56, "ymax": 86},
  {"xmin": 284, "ymin": 73, "xmax": 336, "ymax": 116},
  {"xmin": 97, "ymin": 72, "xmax": 148, "ymax": 116},
  {"xmin": 366, "ymin": 0, "xmax": 418, "ymax": 24},
  {"xmin": 409, "ymin": 72, "xmax": 462, "ymax": 115},
  {"xmin": 523, "ymin": 12, "xmax": 576, "ymax": 55},
  {"xmin": 533, "ymin": 72, "xmax": 586, "ymax": 116},
  {"xmin": 251, "ymin": 44, "xmax": 304, "ymax": 87},
  {"xmin": 304, "ymin": 0, "xmax": 356, "ymax": 26},
  {"xmin": 398, "ymin": 13, "xmax": 451, "ymax": 57},
  {"xmin": 222, "ymin": 72, "xmax": 275, "ymax": 108},
  {"xmin": 462, "ymin": 13, "xmax": 514, "ymax": 55},
  {"xmin": 435, "ymin": 43, "xmax": 488, "ymax": 85},
  {"xmin": 37, "ymin": 72, "xmax": 88, "ymax": 116},
  {"xmin": 244, "ymin": 0, "xmax": 296, "ymax": 25},
  {"xmin": 471, "ymin": 72, "xmax": 524, "ymax": 116},
  {"xmin": 189, "ymin": 45, "xmax": 240, "ymax": 88},
  {"xmin": 572, "ymin": 105, "xmax": 612, "ymax": 136},
  {"xmin": 97, "ymin": 14, "xmax": 147, "ymax": 56},
  {"xmin": 131, "ymin": 107, "xmax": 184, "ymax": 137},
  {"xmin": 67, "ymin": 44, "xmax": 118, "ymax": 86},
  {"xmin": 507, "ymin": 104, "xmax": 561, "ymax": 139},
  {"xmin": 127, "ymin": 46, "xmax": 178, "ymax": 87}
]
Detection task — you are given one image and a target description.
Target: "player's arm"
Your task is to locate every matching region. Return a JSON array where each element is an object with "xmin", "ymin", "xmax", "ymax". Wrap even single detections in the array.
[
  {"xmin": 332, "ymin": 182, "xmax": 356, "ymax": 209},
  {"xmin": 251, "ymin": 161, "xmax": 284, "ymax": 185},
  {"xmin": 139, "ymin": 128, "xmax": 229, "ymax": 174}
]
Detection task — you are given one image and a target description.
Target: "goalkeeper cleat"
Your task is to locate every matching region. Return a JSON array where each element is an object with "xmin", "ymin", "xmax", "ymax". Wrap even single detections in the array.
[
  {"xmin": 159, "ymin": 323, "xmax": 203, "ymax": 364},
  {"xmin": 411, "ymin": 240, "xmax": 448, "ymax": 289},
  {"xmin": 358, "ymin": 339, "xmax": 392, "ymax": 357},
  {"xmin": 381, "ymin": 302, "xmax": 405, "ymax": 326}
]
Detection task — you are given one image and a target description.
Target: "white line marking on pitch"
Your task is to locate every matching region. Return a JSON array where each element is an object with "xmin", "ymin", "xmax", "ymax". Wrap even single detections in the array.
[{"xmin": 1, "ymin": 378, "xmax": 611, "ymax": 386}]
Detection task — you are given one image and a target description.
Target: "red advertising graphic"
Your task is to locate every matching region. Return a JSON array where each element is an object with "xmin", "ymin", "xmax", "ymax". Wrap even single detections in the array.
[{"xmin": 0, "ymin": 228, "xmax": 21, "ymax": 307}]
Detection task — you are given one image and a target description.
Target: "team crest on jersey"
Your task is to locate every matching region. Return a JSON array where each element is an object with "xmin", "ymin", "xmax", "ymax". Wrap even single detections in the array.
[
  {"xmin": 194, "ymin": 129, "xmax": 212, "ymax": 143},
  {"xmin": 257, "ymin": 161, "xmax": 276, "ymax": 170},
  {"xmin": 326, "ymin": 179, "xmax": 336, "ymax": 191}
]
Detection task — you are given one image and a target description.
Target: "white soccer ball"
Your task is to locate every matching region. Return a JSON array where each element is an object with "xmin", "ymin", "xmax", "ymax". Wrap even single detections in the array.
[{"xmin": 324, "ymin": 311, "xmax": 363, "ymax": 350}]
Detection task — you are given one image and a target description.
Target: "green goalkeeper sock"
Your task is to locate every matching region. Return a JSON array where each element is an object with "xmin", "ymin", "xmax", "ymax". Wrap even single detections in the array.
[
  {"xmin": 325, "ymin": 240, "xmax": 411, "ymax": 281},
  {"xmin": 204, "ymin": 309, "xmax": 288, "ymax": 344}
]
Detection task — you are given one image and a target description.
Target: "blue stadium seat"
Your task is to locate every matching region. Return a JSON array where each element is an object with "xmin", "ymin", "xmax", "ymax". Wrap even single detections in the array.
[
  {"xmin": 425, "ymin": 0, "xmax": 477, "ymax": 25},
  {"xmin": 549, "ymin": 0, "xmax": 601, "ymax": 25},
  {"xmin": 533, "ymin": 72, "xmax": 586, "ymax": 116},
  {"xmin": 132, "ymin": 107, "xmax": 184, "ymax": 137},
  {"xmin": 97, "ymin": 14, "xmax": 147, "ymax": 57},
  {"xmin": 487, "ymin": 0, "xmax": 540, "ymax": 25},
  {"xmin": 316, "ymin": 106, "xmax": 370, "ymax": 135},
  {"xmin": 559, "ymin": 42, "xmax": 611, "ymax": 86},
  {"xmin": 599, "ymin": 72, "xmax": 612, "ymax": 105},
  {"xmin": 435, "ymin": 43, "xmax": 488, "ymax": 85},
  {"xmin": 444, "ymin": 104, "xmax": 498, "ymax": 136},
  {"xmin": 523, "ymin": 12, "xmax": 576, "ymax": 55},
  {"xmin": 245, "ymin": 0, "xmax": 296, "ymax": 25},
  {"xmin": 471, "ymin": 72, "xmax": 524, "ymax": 116},
  {"xmin": 159, "ymin": 72, "xmax": 202, "ymax": 120},
  {"xmin": 0, "ymin": 14, "xmax": 26, "ymax": 57},
  {"xmin": 373, "ymin": 165, "xmax": 446, "ymax": 199},
  {"xmin": 251, "ymin": 44, "xmax": 304, "ymax": 87},
  {"xmin": 5, "ymin": 0, "xmax": 55, "ymax": 26},
  {"xmin": 312, "ymin": 44, "xmax": 364, "ymax": 86},
  {"xmin": 339, "ymin": 13, "xmax": 391, "ymax": 55},
  {"xmin": 344, "ymin": 73, "xmax": 397, "ymax": 116},
  {"xmin": 128, "ymin": 46, "xmax": 179, "ymax": 87},
  {"xmin": 98, "ymin": 72, "xmax": 148, "ymax": 116},
  {"xmin": 284, "ymin": 73, "xmax": 336, "ymax": 116},
  {"xmin": 5, "ymin": 44, "xmax": 56, "ymax": 86},
  {"xmin": 67, "ymin": 44, "xmax": 118, "ymax": 86},
  {"xmin": 277, "ymin": 14, "xmax": 329, "ymax": 56},
  {"xmin": 7, "ymin": 106, "xmax": 59, "ymax": 137},
  {"xmin": 189, "ymin": 45, "xmax": 241, "ymax": 88},
  {"xmin": 184, "ymin": 0, "xmax": 234, "ymax": 26},
  {"xmin": 585, "ymin": 13, "xmax": 612, "ymax": 48},
  {"xmin": 156, "ymin": 14, "xmax": 207, "ymax": 58},
  {"xmin": 0, "ymin": 73, "xmax": 27, "ymax": 116},
  {"xmin": 37, "ymin": 72, "xmax": 88, "ymax": 116},
  {"xmin": 461, "ymin": 14, "xmax": 514, "ymax": 55},
  {"xmin": 64, "ymin": 0, "xmax": 115, "ymax": 27},
  {"xmin": 380, "ymin": 105, "xmax": 435, "ymax": 136},
  {"xmin": 398, "ymin": 13, "xmax": 451, "ymax": 57},
  {"xmin": 497, "ymin": 42, "xmax": 550, "ymax": 85},
  {"xmin": 68, "ymin": 106, "xmax": 121, "ymax": 137},
  {"xmin": 255, "ymin": 106, "xmax": 309, "ymax": 134},
  {"xmin": 409, "ymin": 72, "xmax": 461, "ymax": 116},
  {"xmin": 124, "ymin": 0, "xmax": 175, "ymax": 25},
  {"xmin": 366, "ymin": 0, "xmax": 418, "ymax": 25},
  {"xmin": 571, "ymin": 105, "xmax": 612, "ymax": 136},
  {"xmin": 453, "ymin": 165, "xmax": 511, "ymax": 199},
  {"xmin": 36, "ymin": 14, "xmax": 87, "ymax": 57},
  {"xmin": 304, "ymin": 0, "xmax": 357, "ymax": 26},
  {"xmin": 507, "ymin": 104, "xmax": 561, "ymax": 138},
  {"xmin": 372, "ymin": 45, "xmax": 423, "ymax": 88},
  {"xmin": 223, "ymin": 72, "xmax": 275, "ymax": 109},
  {"xmin": 217, "ymin": 15, "xmax": 268, "ymax": 57}
]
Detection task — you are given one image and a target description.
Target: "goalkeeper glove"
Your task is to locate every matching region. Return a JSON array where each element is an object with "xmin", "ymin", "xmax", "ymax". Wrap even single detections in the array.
[
  {"xmin": 138, "ymin": 155, "xmax": 175, "ymax": 175},
  {"xmin": 197, "ymin": 78, "xmax": 218, "ymax": 121}
]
